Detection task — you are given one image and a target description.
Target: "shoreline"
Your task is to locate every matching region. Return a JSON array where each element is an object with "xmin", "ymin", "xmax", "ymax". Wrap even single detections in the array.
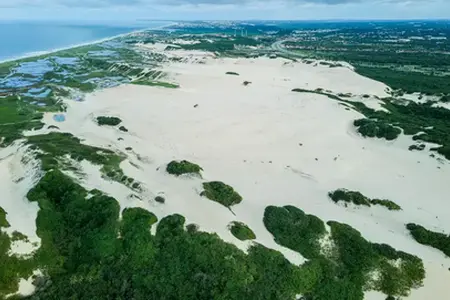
[{"xmin": 0, "ymin": 21, "xmax": 176, "ymax": 65}]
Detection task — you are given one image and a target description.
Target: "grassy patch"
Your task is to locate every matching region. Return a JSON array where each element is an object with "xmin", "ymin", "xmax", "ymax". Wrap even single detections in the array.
[
  {"xmin": 0, "ymin": 95, "xmax": 45, "ymax": 146},
  {"xmin": 96, "ymin": 116, "xmax": 122, "ymax": 126},
  {"xmin": 407, "ymin": 223, "xmax": 450, "ymax": 258},
  {"xmin": 26, "ymin": 132, "xmax": 122, "ymax": 171},
  {"xmin": 329, "ymin": 189, "xmax": 402, "ymax": 211},
  {"xmin": 229, "ymin": 221, "xmax": 256, "ymax": 241},
  {"xmin": 166, "ymin": 160, "xmax": 203, "ymax": 176},
  {"xmin": 201, "ymin": 181, "xmax": 243, "ymax": 208},
  {"xmin": 26, "ymin": 132, "xmax": 140, "ymax": 190}
]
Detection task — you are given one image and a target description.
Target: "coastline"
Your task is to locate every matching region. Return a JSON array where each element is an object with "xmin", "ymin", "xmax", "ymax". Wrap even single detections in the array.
[
  {"xmin": 0, "ymin": 21, "xmax": 176, "ymax": 65},
  {"xmin": 1, "ymin": 24, "xmax": 449, "ymax": 299}
]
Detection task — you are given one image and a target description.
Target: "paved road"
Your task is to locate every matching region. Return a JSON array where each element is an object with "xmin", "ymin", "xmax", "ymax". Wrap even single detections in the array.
[{"xmin": 270, "ymin": 40, "xmax": 302, "ymax": 58}]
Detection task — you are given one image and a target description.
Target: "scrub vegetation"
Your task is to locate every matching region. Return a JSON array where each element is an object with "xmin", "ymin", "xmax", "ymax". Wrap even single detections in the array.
[
  {"xmin": 0, "ymin": 171, "xmax": 326, "ymax": 299},
  {"xmin": 166, "ymin": 160, "xmax": 203, "ymax": 176},
  {"xmin": 329, "ymin": 189, "xmax": 402, "ymax": 211},
  {"xmin": 264, "ymin": 205, "xmax": 424, "ymax": 299},
  {"xmin": 0, "ymin": 206, "xmax": 34, "ymax": 297},
  {"xmin": 201, "ymin": 181, "xmax": 243, "ymax": 208},
  {"xmin": 292, "ymin": 87, "xmax": 450, "ymax": 160},
  {"xmin": 407, "ymin": 223, "xmax": 450, "ymax": 258},
  {"xmin": 229, "ymin": 221, "xmax": 256, "ymax": 241},
  {"xmin": 0, "ymin": 95, "xmax": 46, "ymax": 147},
  {"xmin": 96, "ymin": 116, "xmax": 122, "ymax": 126}
]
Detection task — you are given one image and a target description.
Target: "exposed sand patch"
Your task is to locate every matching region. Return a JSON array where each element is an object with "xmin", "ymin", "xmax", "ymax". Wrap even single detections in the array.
[
  {"xmin": 32, "ymin": 56, "xmax": 450, "ymax": 298},
  {"xmin": 0, "ymin": 143, "xmax": 41, "ymax": 254}
]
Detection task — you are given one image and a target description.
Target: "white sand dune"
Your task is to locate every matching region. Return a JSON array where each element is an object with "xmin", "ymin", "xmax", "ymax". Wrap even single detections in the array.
[
  {"xmin": 21, "ymin": 55, "xmax": 450, "ymax": 298},
  {"xmin": 0, "ymin": 143, "xmax": 41, "ymax": 255}
]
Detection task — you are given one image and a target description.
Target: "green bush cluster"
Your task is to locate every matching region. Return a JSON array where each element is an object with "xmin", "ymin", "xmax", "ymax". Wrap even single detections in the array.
[
  {"xmin": 0, "ymin": 207, "xmax": 9, "ymax": 228},
  {"xmin": 329, "ymin": 189, "xmax": 371, "ymax": 206},
  {"xmin": 201, "ymin": 181, "xmax": 243, "ymax": 208},
  {"xmin": 291, "ymin": 87, "xmax": 450, "ymax": 160},
  {"xmin": 329, "ymin": 189, "xmax": 402, "ymax": 211},
  {"xmin": 166, "ymin": 160, "xmax": 203, "ymax": 176},
  {"xmin": 408, "ymin": 144, "xmax": 425, "ymax": 151},
  {"xmin": 229, "ymin": 221, "xmax": 256, "ymax": 241},
  {"xmin": 226, "ymin": 71, "xmax": 239, "ymax": 76},
  {"xmin": 354, "ymin": 119, "xmax": 401, "ymax": 141},
  {"xmin": 264, "ymin": 205, "xmax": 424, "ymax": 299},
  {"xmin": 406, "ymin": 223, "xmax": 450, "ymax": 258},
  {"xmin": 264, "ymin": 205, "xmax": 326, "ymax": 259},
  {"xmin": 96, "ymin": 116, "xmax": 122, "ymax": 126},
  {"xmin": 18, "ymin": 170, "xmax": 324, "ymax": 300}
]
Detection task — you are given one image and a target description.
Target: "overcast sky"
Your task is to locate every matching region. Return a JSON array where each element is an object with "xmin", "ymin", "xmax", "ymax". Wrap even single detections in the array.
[{"xmin": 0, "ymin": 0, "xmax": 448, "ymax": 22}]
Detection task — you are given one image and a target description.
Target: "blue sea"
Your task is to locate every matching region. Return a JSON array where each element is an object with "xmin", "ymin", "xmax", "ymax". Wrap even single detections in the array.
[{"xmin": 0, "ymin": 21, "xmax": 168, "ymax": 62}]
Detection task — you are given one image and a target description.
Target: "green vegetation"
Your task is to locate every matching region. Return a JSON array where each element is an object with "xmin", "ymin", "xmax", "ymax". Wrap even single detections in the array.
[
  {"xmin": 0, "ymin": 207, "xmax": 9, "ymax": 228},
  {"xmin": 15, "ymin": 170, "xmax": 327, "ymax": 300},
  {"xmin": 369, "ymin": 199, "xmax": 402, "ymax": 211},
  {"xmin": 229, "ymin": 221, "xmax": 256, "ymax": 241},
  {"xmin": 328, "ymin": 221, "xmax": 424, "ymax": 297},
  {"xmin": 0, "ymin": 206, "xmax": 35, "ymax": 297},
  {"xmin": 353, "ymin": 119, "xmax": 401, "ymax": 141},
  {"xmin": 329, "ymin": 189, "xmax": 402, "ymax": 211},
  {"xmin": 264, "ymin": 205, "xmax": 424, "ymax": 299},
  {"xmin": 155, "ymin": 196, "xmax": 165, "ymax": 204},
  {"xmin": 201, "ymin": 181, "xmax": 243, "ymax": 208},
  {"xmin": 226, "ymin": 71, "xmax": 239, "ymax": 76},
  {"xmin": 0, "ymin": 95, "xmax": 46, "ymax": 146},
  {"xmin": 407, "ymin": 223, "xmax": 450, "ymax": 258},
  {"xmin": 166, "ymin": 160, "xmax": 203, "ymax": 176},
  {"xmin": 264, "ymin": 206, "xmax": 326, "ymax": 259},
  {"xmin": 173, "ymin": 36, "xmax": 260, "ymax": 53},
  {"xmin": 292, "ymin": 87, "xmax": 450, "ymax": 160},
  {"xmin": 355, "ymin": 67, "xmax": 450, "ymax": 95},
  {"xmin": 119, "ymin": 126, "xmax": 128, "ymax": 132},
  {"xmin": 409, "ymin": 144, "xmax": 426, "ymax": 151},
  {"xmin": 329, "ymin": 189, "xmax": 371, "ymax": 207},
  {"xmin": 27, "ymin": 132, "xmax": 122, "ymax": 171},
  {"xmin": 96, "ymin": 116, "xmax": 122, "ymax": 126},
  {"xmin": 131, "ymin": 80, "xmax": 179, "ymax": 88},
  {"xmin": 26, "ymin": 132, "xmax": 140, "ymax": 190}
]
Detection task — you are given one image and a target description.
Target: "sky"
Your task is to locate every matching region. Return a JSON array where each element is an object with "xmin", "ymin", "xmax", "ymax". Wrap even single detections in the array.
[{"xmin": 0, "ymin": 0, "xmax": 448, "ymax": 22}]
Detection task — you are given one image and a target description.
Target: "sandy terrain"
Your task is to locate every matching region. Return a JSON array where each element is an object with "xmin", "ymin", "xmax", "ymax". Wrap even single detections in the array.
[
  {"xmin": 9, "ymin": 54, "xmax": 450, "ymax": 298},
  {"xmin": 0, "ymin": 144, "xmax": 41, "ymax": 254}
]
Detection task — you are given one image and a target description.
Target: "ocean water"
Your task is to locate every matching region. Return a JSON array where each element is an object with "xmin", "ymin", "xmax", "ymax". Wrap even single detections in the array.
[{"xmin": 0, "ymin": 21, "xmax": 166, "ymax": 62}]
